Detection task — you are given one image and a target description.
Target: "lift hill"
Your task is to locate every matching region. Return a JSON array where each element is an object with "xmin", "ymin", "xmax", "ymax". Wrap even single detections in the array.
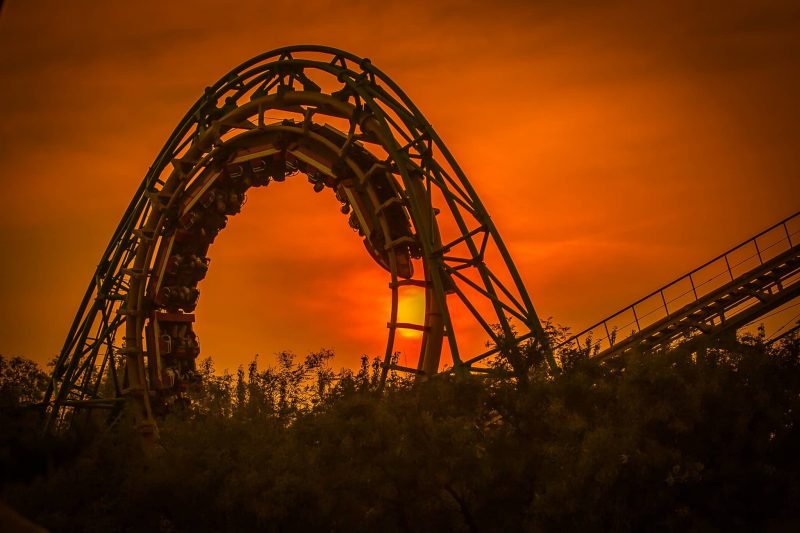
[{"xmin": 556, "ymin": 210, "xmax": 800, "ymax": 360}]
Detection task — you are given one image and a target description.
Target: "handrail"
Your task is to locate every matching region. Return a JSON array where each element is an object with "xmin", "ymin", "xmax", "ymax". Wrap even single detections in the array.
[{"xmin": 557, "ymin": 209, "xmax": 800, "ymax": 352}]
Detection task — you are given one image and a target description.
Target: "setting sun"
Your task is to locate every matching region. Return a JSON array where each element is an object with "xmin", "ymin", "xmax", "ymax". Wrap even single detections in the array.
[{"xmin": 396, "ymin": 290, "xmax": 426, "ymax": 339}]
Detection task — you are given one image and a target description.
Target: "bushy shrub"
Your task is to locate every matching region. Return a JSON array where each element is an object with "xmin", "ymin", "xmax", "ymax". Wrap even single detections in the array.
[{"xmin": 3, "ymin": 333, "xmax": 800, "ymax": 531}]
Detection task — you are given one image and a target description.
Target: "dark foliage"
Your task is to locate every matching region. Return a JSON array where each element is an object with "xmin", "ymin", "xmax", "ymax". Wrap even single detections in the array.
[
  {"xmin": 2, "ymin": 332, "xmax": 800, "ymax": 532},
  {"xmin": 0, "ymin": 355, "xmax": 54, "ymax": 486}
]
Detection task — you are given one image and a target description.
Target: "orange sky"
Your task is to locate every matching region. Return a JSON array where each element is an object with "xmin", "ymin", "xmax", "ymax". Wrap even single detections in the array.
[{"xmin": 1, "ymin": 1, "xmax": 799, "ymax": 372}]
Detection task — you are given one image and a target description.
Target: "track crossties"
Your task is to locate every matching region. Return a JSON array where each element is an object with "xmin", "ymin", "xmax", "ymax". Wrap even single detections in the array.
[{"xmin": 43, "ymin": 47, "xmax": 552, "ymax": 438}]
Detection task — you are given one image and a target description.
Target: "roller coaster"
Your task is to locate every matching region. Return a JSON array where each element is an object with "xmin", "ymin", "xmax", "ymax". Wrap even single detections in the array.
[
  {"xmin": 42, "ymin": 46, "xmax": 800, "ymax": 441},
  {"xmin": 556, "ymin": 211, "xmax": 800, "ymax": 359}
]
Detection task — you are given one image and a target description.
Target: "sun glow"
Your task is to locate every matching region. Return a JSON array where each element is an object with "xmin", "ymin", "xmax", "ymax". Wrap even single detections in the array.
[{"xmin": 396, "ymin": 290, "xmax": 426, "ymax": 339}]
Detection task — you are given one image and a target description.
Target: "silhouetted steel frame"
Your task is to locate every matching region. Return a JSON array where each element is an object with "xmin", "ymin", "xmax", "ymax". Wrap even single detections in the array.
[
  {"xmin": 42, "ymin": 46, "xmax": 554, "ymax": 434},
  {"xmin": 557, "ymin": 210, "xmax": 800, "ymax": 360}
]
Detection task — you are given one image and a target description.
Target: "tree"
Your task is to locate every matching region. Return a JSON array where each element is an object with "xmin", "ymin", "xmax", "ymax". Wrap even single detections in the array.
[{"xmin": 0, "ymin": 354, "xmax": 48, "ymax": 408}]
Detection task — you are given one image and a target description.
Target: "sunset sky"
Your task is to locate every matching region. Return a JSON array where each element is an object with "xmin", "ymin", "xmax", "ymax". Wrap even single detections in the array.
[{"xmin": 1, "ymin": 1, "xmax": 799, "ymax": 372}]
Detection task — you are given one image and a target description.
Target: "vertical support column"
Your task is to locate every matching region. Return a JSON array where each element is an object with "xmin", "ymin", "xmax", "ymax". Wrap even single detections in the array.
[
  {"xmin": 408, "ymin": 176, "xmax": 446, "ymax": 376},
  {"xmin": 125, "ymin": 216, "xmax": 163, "ymax": 448}
]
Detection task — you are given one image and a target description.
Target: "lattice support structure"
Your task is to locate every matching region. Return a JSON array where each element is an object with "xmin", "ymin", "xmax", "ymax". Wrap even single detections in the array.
[{"xmin": 42, "ymin": 46, "xmax": 554, "ymax": 439}]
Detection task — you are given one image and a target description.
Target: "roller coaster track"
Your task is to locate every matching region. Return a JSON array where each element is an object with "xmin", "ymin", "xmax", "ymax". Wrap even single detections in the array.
[
  {"xmin": 42, "ymin": 45, "xmax": 799, "ymax": 443},
  {"xmin": 557, "ymin": 211, "xmax": 800, "ymax": 360},
  {"xmin": 42, "ymin": 46, "xmax": 555, "ymax": 440}
]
